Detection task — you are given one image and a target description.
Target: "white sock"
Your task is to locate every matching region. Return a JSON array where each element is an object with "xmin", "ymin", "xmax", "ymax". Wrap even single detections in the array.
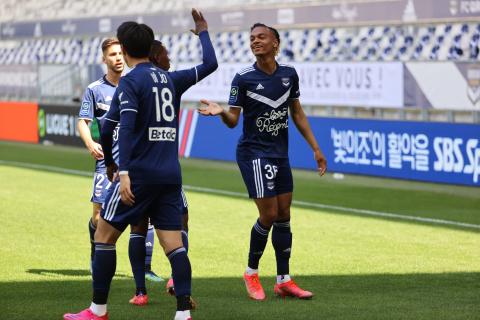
[
  {"xmin": 90, "ymin": 302, "xmax": 107, "ymax": 316},
  {"xmin": 276, "ymin": 274, "xmax": 291, "ymax": 284},
  {"xmin": 174, "ymin": 310, "xmax": 191, "ymax": 320},
  {"xmin": 245, "ymin": 267, "xmax": 258, "ymax": 275}
]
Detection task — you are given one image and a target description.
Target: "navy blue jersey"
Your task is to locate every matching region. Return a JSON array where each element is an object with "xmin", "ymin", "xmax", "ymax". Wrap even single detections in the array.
[
  {"xmin": 105, "ymin": 70, "xmax": 198, "ymax": 124},
  {"xmin": 228, "ymin": 63, "xmax": 300, "ymax": 160},
  {"xmin": 79, "ymin": 75, "xmax": 119, "ymax": 171},
  {"xmin": 104, "ymin": 30, "xmax": 217, "ymax": 130},
  {"xmin": 115, "ymin": 62, "xmax": 180, "ymax": 184}
]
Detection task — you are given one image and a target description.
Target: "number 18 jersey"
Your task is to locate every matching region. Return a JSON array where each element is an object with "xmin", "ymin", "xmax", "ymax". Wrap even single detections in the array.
[{"xmin": 112, "ymin": 62, "xmax": 180, "ymax": 184}]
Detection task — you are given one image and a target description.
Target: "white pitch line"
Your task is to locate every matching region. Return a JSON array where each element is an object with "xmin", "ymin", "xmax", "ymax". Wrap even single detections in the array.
[
  {"xmin": 1, "ymin": 160, "xmax": 479, "ymax": 230},
  {"xmin": 0, "ymin": 160, "xmax": 93, "ymax": 177},
  {"xmin": 183, "ymin": 185, "xmax": 480, "ymax": 230}
]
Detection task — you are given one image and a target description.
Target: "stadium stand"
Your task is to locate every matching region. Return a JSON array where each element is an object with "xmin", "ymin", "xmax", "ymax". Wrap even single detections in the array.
[
  {"xmin": 0, "ymin": 0, "xmax": 320, "ymax": 22},
  {"xmin": 0, "ymin": 22, "xmax": 479, "ymax": 66}
]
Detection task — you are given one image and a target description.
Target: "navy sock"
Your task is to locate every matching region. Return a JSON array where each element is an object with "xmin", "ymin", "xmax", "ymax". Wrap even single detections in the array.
[
  {"xmin": 88, "ymin": 219, "xmax": 96, "ymax": 262},
  {"xmin": 272, "ymin": 219, "xmax": 292, "ymax": 276},
  {"xmin": 92, "ymin": 243, "xmax": 116, "ymax": 304},
  {"xmin": 167, "ymin": 247, "xmax": 191, "ymax": 299},
  {"xmin": 181, "ymin": 230, "xmax": 189, "ymax": 253},
  {"xmin": 129, "ymin": 233, "xmax": 147, "ymax": 295},
  {"xmin": 248, "ymin": 219, "xmax": 271, "ymax": 270},
  {"xmin": 145, "ymin": 226, "xmax": 155, "ymax": 271}
]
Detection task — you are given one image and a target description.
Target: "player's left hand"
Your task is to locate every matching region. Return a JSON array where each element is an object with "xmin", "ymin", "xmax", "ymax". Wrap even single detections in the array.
[
  {"xmin": 119, "ymin": 173, "xmax": 135, "ymax": 206},
  {"xmin": 314, "ymin": 149, "xmax": 327, "ymax": 176},
  {"xmin": 190, "ymin": 8, "xmax": 208, "ymax": 35}
]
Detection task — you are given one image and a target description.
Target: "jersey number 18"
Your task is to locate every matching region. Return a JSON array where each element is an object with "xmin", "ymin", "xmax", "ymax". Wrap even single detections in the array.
[{"xmin": 152, "ymin": 87, "xmax": 174, "ymax": 123}]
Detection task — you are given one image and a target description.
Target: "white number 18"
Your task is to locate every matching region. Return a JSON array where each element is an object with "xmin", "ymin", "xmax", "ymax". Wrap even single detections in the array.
[{"xmin": 152, "ymin": 87, "xmax": 175, "ymax": 122}]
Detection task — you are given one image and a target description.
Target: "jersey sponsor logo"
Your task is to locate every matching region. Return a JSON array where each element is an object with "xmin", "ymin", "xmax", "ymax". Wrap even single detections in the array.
[
  {"xmin": 229, "ymin": 86, "xmax": 239, "ymax": 102},
  {"xmin": 256, "ymin": 109, "xmax": 289, "ymax": 136},
  {"xmin": 281, "ymin": 77, "xmax": 290, "ymax": 87},
  {"xmin": 80, "ymin": 101, "xmax": 91, "ymax": 116},
  {"xmin": 256, "ymin": 83, "xmax": 264, "ymax": 90},
  {"xmin": 149, "ymin": 127, "xmax": 177, "ymax": 141}
]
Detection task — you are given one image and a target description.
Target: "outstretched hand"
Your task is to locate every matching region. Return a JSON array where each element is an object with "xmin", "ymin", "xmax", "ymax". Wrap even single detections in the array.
[
  {"xmin": 197, "ymin": 99, "xmax": 224, "ymax": 116},
  {"xmin": 314, "ymin": 149, "xmax": 327, "ymax": 176},
  {"xmin": 190, "ymin": 8, "xmax": 208, "ymax": 35}
]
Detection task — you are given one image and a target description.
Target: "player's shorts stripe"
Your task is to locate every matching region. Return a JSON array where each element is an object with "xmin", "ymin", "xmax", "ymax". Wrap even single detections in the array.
[
  {"xmin": 194, "ymin": 66, "xmax": 199, "ymax": 83},
  {"xmin": 107, "ymin": 190, "xmax": 122, "ymax": 221},
  {"xmin": 104, "ymin": 183, "xmax": 119, "ymax": 220},
  {"xmin": 104, "ymin": 183, "xmax": 120, "ymax": 221},
  {"xmin": 104, "ymin": 190, "xmax": 121, "ymax": 221},
  {"xmin": 252, "ymin": 159, "xmax": 260, "ymax": 198},
  {"xmin": 257, "ymin": 159, "xmax": 264, "ymax": 198},
  {"xmin": 104, "ymin": 184, "xmax": 120, "ymax": 220},
  {"xmin": 181, "ymin": 188, "xmax": 188, "ymax": 207}
]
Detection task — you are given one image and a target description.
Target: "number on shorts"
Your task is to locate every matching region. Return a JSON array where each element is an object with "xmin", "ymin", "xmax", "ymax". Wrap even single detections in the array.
[{"xmin": 264, "ymin": 164, "xmax": 278, "ymax": 180}]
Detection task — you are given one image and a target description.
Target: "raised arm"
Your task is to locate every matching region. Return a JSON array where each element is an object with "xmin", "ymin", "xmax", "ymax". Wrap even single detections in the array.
[
  {"xmin": 289, "ymin": 99, "xmax": 327, "ymax": 176},
  {"xmin": 191, "ymin": 9, "xmax": 218, "ymax": 81}
]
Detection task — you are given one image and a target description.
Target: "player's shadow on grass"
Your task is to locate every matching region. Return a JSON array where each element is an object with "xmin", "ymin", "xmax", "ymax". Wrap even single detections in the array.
[
  {"xmin": 1, "ymin": 272, "xmax": 479, "ymax": 320},
  {"xmin": 26, "ymin": 268, "xmax": 131, "ymax": 278}
]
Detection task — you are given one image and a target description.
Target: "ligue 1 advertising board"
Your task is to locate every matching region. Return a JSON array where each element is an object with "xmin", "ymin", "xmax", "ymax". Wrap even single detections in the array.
[{"xmin": 37, "ymin": 104, "xmax": 85, "ymax": 147}]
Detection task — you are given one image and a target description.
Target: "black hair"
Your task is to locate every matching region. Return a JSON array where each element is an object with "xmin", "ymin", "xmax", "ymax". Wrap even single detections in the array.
[
  {"xmin": 149, "ymin": 40, "xmax": 164, "ymax": 57},
  {"xmin": 116, "ymin": 21, "xmax": 154, "ymax": 58},
  {"xmin": 250, "ymin": 22, "xmax": 280, "ymax": 45}
]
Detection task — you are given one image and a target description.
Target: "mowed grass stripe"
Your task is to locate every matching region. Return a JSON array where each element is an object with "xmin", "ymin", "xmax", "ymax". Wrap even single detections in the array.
[{"xmin": 1, "ymin": 160, "xmax": 478, "ymax": 230}]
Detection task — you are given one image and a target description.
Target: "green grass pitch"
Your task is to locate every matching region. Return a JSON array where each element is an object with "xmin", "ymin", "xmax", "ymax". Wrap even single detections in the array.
[{"xmin": 0, "ymin": 141, "xmax": 479, "ymax": 319}]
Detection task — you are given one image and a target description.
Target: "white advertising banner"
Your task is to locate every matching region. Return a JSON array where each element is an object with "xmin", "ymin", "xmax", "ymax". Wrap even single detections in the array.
[{"xmin": 178, "ymin": 62, "xmax": 404, "ymax": 108}]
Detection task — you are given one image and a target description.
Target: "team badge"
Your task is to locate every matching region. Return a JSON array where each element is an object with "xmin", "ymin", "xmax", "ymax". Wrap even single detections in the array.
[
  {"xmin": 281, "ymin": 77, "xmax": 290, "ymax": 87},
  {"xmin": 267, "ymin": 181, "xmax": 275, "ymax": 190}
]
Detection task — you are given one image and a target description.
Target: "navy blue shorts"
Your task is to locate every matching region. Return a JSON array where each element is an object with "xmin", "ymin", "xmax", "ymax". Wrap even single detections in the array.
[
  {"xmin": 101, "ymin": 182, "xmax": 183, "ymax": 232},
  {"xmin": 237, "ymin": 158, "xmax": 293, "ymax": 199},
  {"xmin": 90, "ymin": 170, "xmax": 112, "ymax": 204}
]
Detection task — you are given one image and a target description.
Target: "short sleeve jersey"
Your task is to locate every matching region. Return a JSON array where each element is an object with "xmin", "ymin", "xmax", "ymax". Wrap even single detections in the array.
[
  {"xmin": 79, "ymin": 76, "xmax": 119, "ymax": 171},
  {"xmin": 228, "ymin": 63, "xmax": 300, "ymax": 160},
  {"xmin": 114, "ymin": 62, "xmax": 180, "ymax": 184}
]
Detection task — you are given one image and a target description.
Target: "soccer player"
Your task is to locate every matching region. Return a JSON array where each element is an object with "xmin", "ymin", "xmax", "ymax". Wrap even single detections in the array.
[
  {"xmin": 198, "ymin": 23, "xmax": 327, "ymax": 301},
  {"xmin": 64, "ymin": 22, "xmax": 195, "ymax": 320},
  {"xmin": 102, "ymin": 8, "xmax": 217, "ymax": 297},
  {"xmin": 77, "ymin": 37, "xmax": 124, "ymax": 269},
  {"xmin": 77, "ymin": 37, "xmax": 162, "ymax": 305}
]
